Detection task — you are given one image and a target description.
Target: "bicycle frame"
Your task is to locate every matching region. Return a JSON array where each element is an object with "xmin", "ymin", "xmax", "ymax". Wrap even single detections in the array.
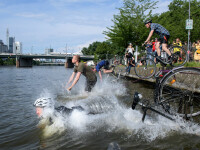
[
  {"xmin": 132, "ymin": 67, "xmax": 184, "ymax": 122},
  {"xmin": 145, "ymin": 51, "xmax": 170, "ymax": 65},
  {"xmin": 143, "ymin": 45, "xmax": 188, "ymax": 66}
]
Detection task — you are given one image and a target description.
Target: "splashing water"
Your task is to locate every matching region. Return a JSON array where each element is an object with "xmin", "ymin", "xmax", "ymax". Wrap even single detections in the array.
[{"xmin": 36, "ymin": 74, "xmax": 200, "ymax": 141}]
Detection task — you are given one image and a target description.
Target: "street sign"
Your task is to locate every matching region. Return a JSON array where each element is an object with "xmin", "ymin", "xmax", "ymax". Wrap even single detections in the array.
[{"xmin": 186, "ymin": 19, "xmax": 193, "ymax": 29}]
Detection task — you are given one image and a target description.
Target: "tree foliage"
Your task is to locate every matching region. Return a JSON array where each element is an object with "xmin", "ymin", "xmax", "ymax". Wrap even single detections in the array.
[
  {"xmin": 81, "ymin": 41, "xmax": 122, "ymax": 60},
  {"xmin": 0, "ymin": 58, "xmax": 16, "ymax": 65},
  {"xmin": 153, "ymin": 0, "xmax": 200, "ymax": 43},
  {"xmin": 81, "ymin": 41, "xmax": 101, "ymax": 55},
  {"xmin": 82, "ymin": 0, "xmax": 200, "ymax": 58},
  {"xmin": 104, "ymin": 0, "xmax": 157, "ymax": 48}
]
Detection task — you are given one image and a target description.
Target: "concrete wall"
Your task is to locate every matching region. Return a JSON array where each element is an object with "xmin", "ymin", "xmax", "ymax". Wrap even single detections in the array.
[
  {"xmin": 16, "ymin": 58, "xmax": 32, "ymax": 67},
  {"xmin": 65, "ymin": 58, "xmax": 74, "ymax": 68}
]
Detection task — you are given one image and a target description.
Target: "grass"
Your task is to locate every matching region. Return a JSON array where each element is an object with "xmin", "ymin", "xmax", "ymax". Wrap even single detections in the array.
[{"xmin": 184, "ymin": 61, "xmax": 200, "ymax": 67}]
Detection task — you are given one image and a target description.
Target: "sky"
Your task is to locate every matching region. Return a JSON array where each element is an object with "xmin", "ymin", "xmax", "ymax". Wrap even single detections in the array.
[{"xmin": 0, "ymin": 0, "xmax": 172, "ymax": 54}]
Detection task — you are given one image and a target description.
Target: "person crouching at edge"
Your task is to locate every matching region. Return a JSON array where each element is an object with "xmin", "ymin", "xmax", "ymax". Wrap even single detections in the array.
[
  {"xmin": 94, "ymin": 60, "xmax": 114, "ymax": 81},
  {"xmin": 66, "ymin": 55, "xmax": 97, "ymax": 92}
]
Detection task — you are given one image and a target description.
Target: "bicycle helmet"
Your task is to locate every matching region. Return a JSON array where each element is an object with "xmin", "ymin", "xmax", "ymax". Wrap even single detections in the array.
[
  {"xmin": 34, "ymin": 97, "xmax": 53, "ymax": 108},
  {"xmin": 144, "ymin": 19, "xmax": 152, "ymax": 25}
]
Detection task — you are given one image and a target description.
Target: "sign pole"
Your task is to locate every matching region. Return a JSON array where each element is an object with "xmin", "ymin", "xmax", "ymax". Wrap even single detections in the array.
[{"xmin": 187, "ymin": 0, "xmax": 191, "ymax": 61}]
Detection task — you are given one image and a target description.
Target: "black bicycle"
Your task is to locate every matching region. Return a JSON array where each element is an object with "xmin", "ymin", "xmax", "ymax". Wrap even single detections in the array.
[
  {"xmin": 134, "ymin": 45, "xmax": 188, "ymax": 79},
  {"xmin": 132, "ymin": 67, "xmax": 200, "ymax": 123}
]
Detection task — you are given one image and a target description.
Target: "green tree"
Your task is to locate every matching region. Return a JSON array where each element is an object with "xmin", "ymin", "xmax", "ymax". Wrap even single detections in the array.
[
  {"xmin": 95, "ymin": 41, "xmax": 113, "ymax": 60},
  {"xmin": 0, "ymin": 58, "xmax": 4, "ymax": 65},
  {"xmin": 152, "ymin": 0, "xmax": 200, "ymax": 43},
  {"xmin": 81, "ymin": 41, "xmax": 101, "ymax": 55},
  {"xmin": 3, "ymin": 58, "xmax": 16, "ymax": 65},
  {"xmin": 104, "ymin": 0, "xmax": 157, "ymax": 51}
]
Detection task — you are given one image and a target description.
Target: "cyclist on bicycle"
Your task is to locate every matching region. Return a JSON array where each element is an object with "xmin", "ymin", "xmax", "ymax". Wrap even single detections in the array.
[{"xmin": 144, "ymin": 19, "xmax": 172, "ymax": 62}]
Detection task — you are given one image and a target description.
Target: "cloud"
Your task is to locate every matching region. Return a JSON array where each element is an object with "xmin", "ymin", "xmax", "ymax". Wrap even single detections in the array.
[
  {"xmin": 0, "ymin": 0, "xmax": 173, "ymax": 54},
  {"xmin": 49, "ymin": 0, "xmax": 108, "ymax": 4},
  {"xmin": 77, "ymin": 38, "xmax": 104, "ymax": 48},
  {"xmin": 15, "ymin": 13, "xmax": 46, "ymax": 18},
  {"xmin": 153, "ymin": 0, "xmax": 172, "ymax": 14},
  {"xmin": 55, "ymin": 37, "xmax": 105, "ymax": 53}
]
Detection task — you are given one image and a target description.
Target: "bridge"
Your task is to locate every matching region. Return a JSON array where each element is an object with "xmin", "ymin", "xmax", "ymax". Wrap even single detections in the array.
[{"xmin": 0, "ymin": 53, "xmax": 94, "ymax": 68}]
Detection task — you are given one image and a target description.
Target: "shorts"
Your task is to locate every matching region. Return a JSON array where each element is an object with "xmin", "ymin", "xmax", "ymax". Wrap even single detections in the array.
[
  {"xmin": 85, "ymin": 77, "xmax": 97, "ymax": 92},
  {"xmin": 152, "ymin": 51, "xmax": 157, "ymax": 57},
  {"xmin": 158, "ymin": 35, "xmax": 170, "ymax": 44},
  {"xmin": 126, "ymin": 52, "xmax": 133, "ymax": 59}
]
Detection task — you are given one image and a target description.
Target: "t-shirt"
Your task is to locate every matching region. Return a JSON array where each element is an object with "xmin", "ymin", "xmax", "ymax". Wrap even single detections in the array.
[
  {"xmin": 173, "ymin": 42, "xmax": 182, "ymax": 53},
  {"xmin": 96, "ymin": 60, "xmax": 107, "ymax": 72},
  {"xmin": 127, "ymin": 48, "xmax": 134, "ymax": 54},
  {"xmin": 150, "ymin": 23, "xmax": 170, "ymax": 36},
  {"xmin": 196, "ymin": 44, "xmax": 200, "ymax": 54},
  {"xmin": 74, "ymin": 62, "xmax": 96, "ymax": 81}
]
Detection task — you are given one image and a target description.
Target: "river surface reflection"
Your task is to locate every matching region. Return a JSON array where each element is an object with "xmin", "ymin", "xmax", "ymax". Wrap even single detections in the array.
[{"xmin": 0, "ymin": 66, "xmax": 200, "ymax": 150}]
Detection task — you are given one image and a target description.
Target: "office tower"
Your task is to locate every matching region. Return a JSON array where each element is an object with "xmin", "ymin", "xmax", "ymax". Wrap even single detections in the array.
[
  {"xmin": 9, "ymin": 37, "xmax": 15, "ymax": 53},
  {"xmin": 0, "ymin": 40, "xmax": 8, "ymax": 53},
  {"xmin": 7, "ymin": 28, "xmax": 9, "ymax": 52},
  {"xmin": 45, "ymin": 48, "xmax": 54, "ymax": 55},
  {"xmin": 14, "ymin": 42, "xmax": 22, "ymax": 54}
]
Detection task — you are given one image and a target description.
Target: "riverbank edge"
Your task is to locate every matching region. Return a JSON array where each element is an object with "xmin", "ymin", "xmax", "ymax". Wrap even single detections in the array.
[{"xmin": 113, "ymin": 65, "xmax": 158, "ymax": 83}]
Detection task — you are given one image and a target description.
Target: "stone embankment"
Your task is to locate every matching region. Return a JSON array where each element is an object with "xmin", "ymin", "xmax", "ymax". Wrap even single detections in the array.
[
  {"xmin": 113, "ymin": 65, "xmax": 157, "ymax": 82},
  {"xmin": 113, "ymin": 65, "xmax": 200, "ymax": 93}
]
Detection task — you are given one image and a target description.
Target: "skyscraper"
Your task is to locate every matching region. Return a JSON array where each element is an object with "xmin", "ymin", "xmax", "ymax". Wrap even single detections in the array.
[
  {"xmin": 14, "ymin": 42, "xmax": 22, "ymax": 54},
  {"xmin": 9, "ymin": 37, "xmax": 15, "ymax": 53},
  {"xmin": 0, "ymin": 40, "xmax": 8, "ymax": 53},
  {"xmin": 6, "ymin": 28, "xmax": 9, "ymax": 52}
]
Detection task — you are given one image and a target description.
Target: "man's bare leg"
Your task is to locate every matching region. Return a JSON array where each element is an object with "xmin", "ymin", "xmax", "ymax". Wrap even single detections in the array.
[{"xmin": 162, "ymin": 43, "xmax": 171, "ymax": 56}]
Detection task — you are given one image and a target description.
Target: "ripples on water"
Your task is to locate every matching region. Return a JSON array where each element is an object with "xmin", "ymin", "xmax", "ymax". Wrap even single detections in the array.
[{"xmin": 0, "ymin": 66, "xmax": 200, "ymax": 150}]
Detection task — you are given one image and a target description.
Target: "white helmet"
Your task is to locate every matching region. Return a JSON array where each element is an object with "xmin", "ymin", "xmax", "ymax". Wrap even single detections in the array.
[{"xmin": 34, "ymin": 97, "xmax": 53, "ymax": 108}]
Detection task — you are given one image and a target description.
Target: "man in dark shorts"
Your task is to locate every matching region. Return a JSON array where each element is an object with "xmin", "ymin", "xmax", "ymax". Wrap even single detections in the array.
[
  {"xmin": 144, "ymin": 20, "xmax": 172, "ymax": 61},
  {"xmin": 94, "ymin": 60, "xmax": 113, "ymax": 81},
  {"xmin": 67, "ymin": 55, "xmax": 97, "ymax": 92}
]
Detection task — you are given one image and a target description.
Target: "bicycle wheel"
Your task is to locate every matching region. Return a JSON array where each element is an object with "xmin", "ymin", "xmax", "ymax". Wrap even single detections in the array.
[
  {"xmin": 134, "ymin": 58, "xmax": 156, "ymax": 79},
  {"xmin": 170, "ymin": 46, "xmax": 188, "ymax": 67},
  {"xmin": 160, "ymin": 67, "xmax": 200, "ymax": 122}
]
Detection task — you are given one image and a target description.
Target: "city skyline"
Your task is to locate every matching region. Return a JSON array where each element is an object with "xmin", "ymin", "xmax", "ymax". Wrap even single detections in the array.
[{"xmin": 0, "ymin": 0, "xmax": 172, "ymax": 54}]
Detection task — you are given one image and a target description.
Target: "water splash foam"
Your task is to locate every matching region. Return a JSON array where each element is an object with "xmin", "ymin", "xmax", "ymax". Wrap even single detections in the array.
[{"xmin": 36, "ymin": 74, "xmax": 200, "ymax": 141}]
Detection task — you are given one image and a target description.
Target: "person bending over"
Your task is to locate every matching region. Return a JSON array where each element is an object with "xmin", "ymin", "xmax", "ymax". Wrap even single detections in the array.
[
  {"xmin": 67, "ymin": 55, "xmax": 97, "ymax": 92},
  {"xmin": 144, "ymin": 19, "xmax": 172, "ymax": 61},
  {"xmin": 94, "ymin": 60, "xmax": 114, "ymax": 81}
]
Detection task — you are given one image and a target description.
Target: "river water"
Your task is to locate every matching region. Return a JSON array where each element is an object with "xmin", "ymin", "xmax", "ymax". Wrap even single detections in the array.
[{"xmin": 0, "ymin": 66, "xmax": 200, "ymax": 150}]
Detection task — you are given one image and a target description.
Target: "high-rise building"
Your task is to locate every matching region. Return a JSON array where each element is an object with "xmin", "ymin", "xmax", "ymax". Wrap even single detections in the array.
[
  {"xmin": 45, "ymin": 48, "xmax": 54, "ymax": 55},
  {"xmin": 0, "ymin": 40, "xmax": 8, "ymax": 53},
  {"xmin": 14, "ymin": 42, "xmax": 22, "ymax": 54},
  {"xmin": 7, "ymin": 28, "xmax": 9, "ymax": 51},
  {"xmin": 9, "ymin": 37, "xmax": 15, "ymax": 53}
]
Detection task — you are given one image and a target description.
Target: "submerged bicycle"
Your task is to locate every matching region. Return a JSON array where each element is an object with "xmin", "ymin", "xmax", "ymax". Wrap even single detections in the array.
[
  {"xmin": 134, "ymin": 45, "xmax": 188, "ymax": 79},
  {"xmin": 132, "ymin": 67, "xmax": 200, "ymax": 123}
]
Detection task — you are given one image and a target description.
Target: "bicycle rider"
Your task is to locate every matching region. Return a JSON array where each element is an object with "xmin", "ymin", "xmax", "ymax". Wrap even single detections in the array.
[{"xmin": 144, "ymin": 20, "xmax": 172, "ymax": 62}]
